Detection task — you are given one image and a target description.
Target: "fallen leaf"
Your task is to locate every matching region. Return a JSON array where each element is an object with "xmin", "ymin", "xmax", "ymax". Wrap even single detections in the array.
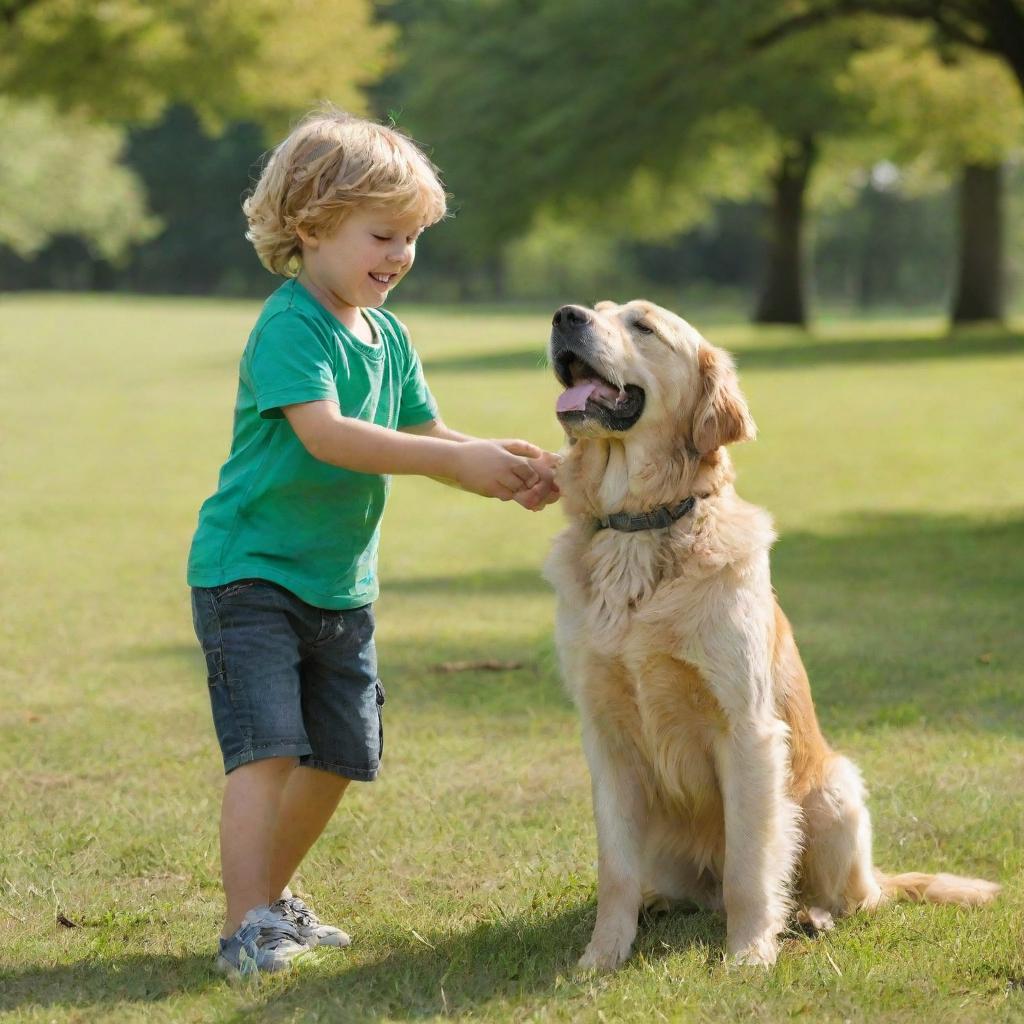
[
  {"xmin": 977, "ymin": 653, "xmax": 992, "ymax": 664},
  {"xmin": 433, "ymin": 659, "xmax": 525, "ymax": 673},
  {"xmin": 56, "ymin": 913, "xmax": 78, "ymax": 928}
]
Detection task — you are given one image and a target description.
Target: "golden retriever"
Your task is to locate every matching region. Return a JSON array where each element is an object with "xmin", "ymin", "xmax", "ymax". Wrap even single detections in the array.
[{"xmin": 544, "ymin": 299, "xmax": 999, "ymax": 968}]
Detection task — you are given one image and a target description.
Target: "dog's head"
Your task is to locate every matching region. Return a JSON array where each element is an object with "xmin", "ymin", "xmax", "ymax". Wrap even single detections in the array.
[{"xmin": 549, "ymin": 299, "xmax": 756, "ymax": 454}]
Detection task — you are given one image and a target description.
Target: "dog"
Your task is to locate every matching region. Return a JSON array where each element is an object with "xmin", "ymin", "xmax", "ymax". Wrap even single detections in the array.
[{"xmin": 543, "ymin": 299, "xmax": 999, "ymax": 969}]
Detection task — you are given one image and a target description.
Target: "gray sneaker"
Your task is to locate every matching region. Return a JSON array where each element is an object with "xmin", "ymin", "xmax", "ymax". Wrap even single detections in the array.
[
  {"xmin": 215, "ymin": 904, "xmax": 310, "ymax": 978},
  {"xmin": 272, "ymin": 894, "xmax": 351, "ymax": 949}
]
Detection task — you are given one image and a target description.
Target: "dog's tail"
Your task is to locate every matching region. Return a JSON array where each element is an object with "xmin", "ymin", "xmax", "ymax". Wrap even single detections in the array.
[{"xmin": 875, "ymin": 869, "xmax": 1000, "ymax": 907}]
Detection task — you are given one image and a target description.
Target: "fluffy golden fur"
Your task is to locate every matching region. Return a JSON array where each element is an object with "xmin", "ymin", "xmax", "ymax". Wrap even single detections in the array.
[{"xmin": 544, "ymin": 299, "xmax": 999, "ymax": 969}]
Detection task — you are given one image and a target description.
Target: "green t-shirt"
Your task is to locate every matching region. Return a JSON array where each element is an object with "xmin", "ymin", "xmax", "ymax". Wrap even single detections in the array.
[{"xmin": 187, "ymin": 278, "xmax": 438, "ymax": 608}]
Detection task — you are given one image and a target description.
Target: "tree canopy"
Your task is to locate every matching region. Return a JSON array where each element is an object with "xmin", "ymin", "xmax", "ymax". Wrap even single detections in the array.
[{"xmin": 0, "ymin": 0, "xmax": 391, "ymax": 130}]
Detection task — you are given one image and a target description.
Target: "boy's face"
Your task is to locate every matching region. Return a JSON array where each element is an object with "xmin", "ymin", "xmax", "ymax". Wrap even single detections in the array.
[{"xmin": 299, "ymin": 206, "xmax": 426, "ymax": 313}]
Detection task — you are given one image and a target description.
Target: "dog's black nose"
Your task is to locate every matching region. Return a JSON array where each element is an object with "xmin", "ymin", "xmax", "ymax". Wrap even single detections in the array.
[{"xmin": 552, "ymin": 305, "xmax": 591, "ymax": 329}]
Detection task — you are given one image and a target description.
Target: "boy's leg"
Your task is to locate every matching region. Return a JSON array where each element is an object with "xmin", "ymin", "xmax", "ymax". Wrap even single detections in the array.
[
  {"xmin": 270, "ymin": 603, "xmax": 381, "ymax": 903},
  {"xmin": 268, "ymin": 766, "xmax": 350, "ymax": 901},
  {"xmin": 220, "ymin": 755, "xmax": 298, "ymax": 938}
]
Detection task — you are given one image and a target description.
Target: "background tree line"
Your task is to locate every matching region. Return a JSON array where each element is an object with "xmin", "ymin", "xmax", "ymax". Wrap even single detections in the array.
[{"xmin": 2, "ymin": 0, "xmax": 1023, "ymax": 324}]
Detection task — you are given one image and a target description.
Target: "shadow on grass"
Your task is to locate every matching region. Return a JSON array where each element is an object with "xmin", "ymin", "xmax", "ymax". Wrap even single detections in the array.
[
  {"xmin": 377, "ymin": 511, "xmax": 1024, "ymax": 735},
  {"xmin": 0, "ymin": 954, "xmax": 218, "ymax": 1011},
  {"xmin": 771, "ymin": 512, "xmax": 1024, "ymax": 734},
  {"xmin": 422, "ymin": 349, "xmax": 550, "ymax": 374},
  {"xmin": 0, "ymin": 904, "xmax": 728, "ymax": 1019},
  {"xmin": 385, "ymin": 566, "xmax": 550, "ymax": 595},
  {"xmin": 734, "ymin": 327, "xmax": 1024, "ymax": 372},
  {"xmin": 246, "ymin": 901, "xmax": 725, "ymax": 1023},
  {"xmin": 419, "ymin": 328, "xmax": 1023, "ymax": 376}
]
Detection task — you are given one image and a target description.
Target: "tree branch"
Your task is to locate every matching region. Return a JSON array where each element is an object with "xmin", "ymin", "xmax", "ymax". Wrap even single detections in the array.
[
  {"xmin": 750, "ymin": 1, "xmax": 997, "ymax": 55},
  {"xmin": 2, "ymin": 0, "xmax": 41, "ymax": 28}
]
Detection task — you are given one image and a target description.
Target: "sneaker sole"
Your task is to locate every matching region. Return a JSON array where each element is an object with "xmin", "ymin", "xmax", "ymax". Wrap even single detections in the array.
[{"xmin": 214, "ymin": 950, "xmax": 307, "ymax": 979}]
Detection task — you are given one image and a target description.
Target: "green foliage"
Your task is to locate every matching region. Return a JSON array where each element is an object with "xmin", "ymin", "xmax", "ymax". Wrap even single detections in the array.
[
  {"xmin": 0, "ymin": 0, "xmax": 391, "ymax": 132},
  {"xmin": 116, "ymin": 106, "xmax": 271, "ymax": 295},
  {"xmin": 396, "ymin": 1, "xmax": 742, "ymax": 248},
  {"xmin": 0, "ymin": 97, "xmax": 158, "ymax": 259},
  {"xmin": 393, "ymin": 2, "xmax": 889, "ymax": 255},
  {"xmin": 0, "ymin": 0, "xmax": 391, "ymax": 276},
  {"xmin": 839, "ymin": 22, "xmax": 1024, "ymax": 175}
]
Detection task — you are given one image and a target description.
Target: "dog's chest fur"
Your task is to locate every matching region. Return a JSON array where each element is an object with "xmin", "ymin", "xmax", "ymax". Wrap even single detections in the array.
[{"xmin": 545, "ymin": 488, "xmax": 775, "ymax": 842}]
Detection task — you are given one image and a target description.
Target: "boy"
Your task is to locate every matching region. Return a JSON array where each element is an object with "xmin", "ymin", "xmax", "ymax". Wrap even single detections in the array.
[{"xmin": 187, "ymin": 107, "xmax": 559, "ymax": 978}]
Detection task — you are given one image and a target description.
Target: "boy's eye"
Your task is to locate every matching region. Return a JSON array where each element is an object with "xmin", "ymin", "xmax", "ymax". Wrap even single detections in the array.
[{"xmin": 372, "ymin": 234, "xmax": 392, "ymax": 242}]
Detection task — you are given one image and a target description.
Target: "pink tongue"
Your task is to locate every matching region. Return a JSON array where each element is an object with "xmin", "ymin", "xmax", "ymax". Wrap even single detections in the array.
[
  {"xmin": 557, "ymin": 382, "xmax": 599, "ymax": 412},
  {"xmin": 557, "ymin": 379, "xmax": 621, "ymax": 413}
]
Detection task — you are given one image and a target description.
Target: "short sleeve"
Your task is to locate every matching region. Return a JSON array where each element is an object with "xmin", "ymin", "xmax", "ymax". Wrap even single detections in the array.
[
  {"xmin": 391, "ymin": 316, "xmax": 439, "ymax": 428},
  {"xmin": 246, "ymin": 312, "xmax": 338, "ymax": 419}
]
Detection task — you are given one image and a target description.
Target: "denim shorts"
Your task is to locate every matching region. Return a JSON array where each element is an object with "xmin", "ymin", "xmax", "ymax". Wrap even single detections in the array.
[{"xmin": 190, "ymin": 579, "xmax": 385, "ymax": 781}]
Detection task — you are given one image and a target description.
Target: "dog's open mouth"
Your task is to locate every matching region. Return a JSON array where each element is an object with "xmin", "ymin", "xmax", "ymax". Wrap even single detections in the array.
[{"xmin": 554, "ymin": 353, "xmax": 645, "ymax": 430}]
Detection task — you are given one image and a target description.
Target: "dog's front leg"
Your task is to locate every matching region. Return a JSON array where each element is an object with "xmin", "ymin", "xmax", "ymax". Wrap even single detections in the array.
[
  {"xmin": 712, "ymin": 717, "xmax": 800, "ymax": 967},
  {"xmin": 578, "ymin": 719, "xmax": 647, "ymax": 971}
]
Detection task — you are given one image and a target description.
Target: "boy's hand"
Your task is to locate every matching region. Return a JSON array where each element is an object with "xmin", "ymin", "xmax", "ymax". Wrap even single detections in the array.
[
  {"xmin": 512, "ymin": 450, "xmax": 562, "ymax": 512},
  {"xmin": 452, "ymin": 440, "xmax": 541, "ymax": 500}
]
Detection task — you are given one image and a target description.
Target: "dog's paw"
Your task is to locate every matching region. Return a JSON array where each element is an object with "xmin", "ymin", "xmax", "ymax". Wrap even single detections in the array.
[
  {"xmin": 641, "ymin": 893, "xmax": 672, "ymax": 918},
  {"xmin": 577, "ymin": 934, "xmax": 633, "ymax": 972},
  {"xmin": 727, "ymin": 933, "xmax": 779, "ymax": 968},
  {"xmin": 796, "ymin": 906, "xmax": 835, "ymax": 933}
]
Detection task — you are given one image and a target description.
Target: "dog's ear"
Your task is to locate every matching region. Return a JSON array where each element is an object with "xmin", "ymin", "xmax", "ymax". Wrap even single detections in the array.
[{"xmin": 691, "ymin": 344, "xmax": 756, "ymax": 454}]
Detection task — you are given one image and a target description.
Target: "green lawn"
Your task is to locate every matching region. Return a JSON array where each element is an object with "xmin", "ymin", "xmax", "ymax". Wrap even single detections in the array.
[{"xmin": 1, "ymin": 294, "xmax": 1022, "ymax": 1023}]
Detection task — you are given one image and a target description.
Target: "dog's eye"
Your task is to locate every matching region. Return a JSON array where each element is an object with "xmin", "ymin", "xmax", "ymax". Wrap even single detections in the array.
[{"xmin": 635, "ymin": 321, "xmax": 654, "ymax": 335}]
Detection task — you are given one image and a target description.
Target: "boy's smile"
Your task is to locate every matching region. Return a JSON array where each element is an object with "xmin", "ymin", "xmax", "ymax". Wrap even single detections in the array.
[{"xmin": 297, "ymin": 207, "xmax": 426, "ymax": 332}]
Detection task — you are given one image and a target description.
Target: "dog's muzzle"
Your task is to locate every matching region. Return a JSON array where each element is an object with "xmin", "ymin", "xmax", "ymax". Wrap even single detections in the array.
[{"xmin": 550, "ymin": 306, "xmax": 645, "ymax": 432}]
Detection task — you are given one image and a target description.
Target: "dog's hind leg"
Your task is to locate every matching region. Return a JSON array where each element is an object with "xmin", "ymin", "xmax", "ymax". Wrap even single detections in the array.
[
  {"xmin": 578, "ymin": 719, "xmax": 649, "ymax": 971},
  {"xmin": 800, "ymin": 754, "xmax": 885, "ymax": 918}
]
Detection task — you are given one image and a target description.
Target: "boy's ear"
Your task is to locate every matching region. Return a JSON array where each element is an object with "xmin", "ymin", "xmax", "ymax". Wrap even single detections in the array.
[
  {"xmin": 295, "ymin": 225, "xmax": 317, "ymax": 248},
  {"xmin": 691, "ymin": 344, "xmax": 756, "ymax": 455}
]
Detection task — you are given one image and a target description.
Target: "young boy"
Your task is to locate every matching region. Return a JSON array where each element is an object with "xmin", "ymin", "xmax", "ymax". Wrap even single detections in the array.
[{"xmin": 187, "ymin": 107, "xmax": 559, "ymax": 978}]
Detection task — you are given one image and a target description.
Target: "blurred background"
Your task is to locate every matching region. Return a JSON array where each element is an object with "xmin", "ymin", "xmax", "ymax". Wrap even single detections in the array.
[{"xmin": 2, "ymin": 0, "xmax": 1023, "ymax": 325}]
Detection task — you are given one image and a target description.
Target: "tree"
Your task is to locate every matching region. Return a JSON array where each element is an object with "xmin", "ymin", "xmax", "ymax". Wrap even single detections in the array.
[
  {"xmin": 753, "ymin": 1, "xmax": 1024, "ymax": 98},
  {"xmin": 396, "ymin": 2, "xmax": 884, "ymax": 325},
  {"xmin": 0, "ymin": 97, "xmax": 157, "ymax": 261},
  {"xmin": 0, "ymin": 0, "xmax": 391, "ymax": 130},
  {"xmin": 843, "ymin": 28, "xmax": 1023, "ymax": 321},
  {"xmin": 0, "ymin": 0, "xmax": 392, "ymax": 270},
  {"xmin": 751, "ymin": 2, "xmax": 1024, "ymax": 322}
]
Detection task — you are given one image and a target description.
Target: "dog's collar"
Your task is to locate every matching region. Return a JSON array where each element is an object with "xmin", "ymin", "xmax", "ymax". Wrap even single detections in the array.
[{"xmin": 594, "ymin": 495, "xmax": 697, "ymax": 533}]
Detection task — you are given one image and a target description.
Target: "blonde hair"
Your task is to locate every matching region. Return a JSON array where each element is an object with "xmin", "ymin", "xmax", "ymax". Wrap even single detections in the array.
[{"xmin": 243, "ymin": 105, "xmax": 448, "ymax": 276}]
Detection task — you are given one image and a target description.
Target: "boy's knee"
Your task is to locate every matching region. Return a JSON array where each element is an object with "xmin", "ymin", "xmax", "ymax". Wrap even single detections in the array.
[{"xmin": 234, "ymin": 756, "xmax": 299, "ymax": 780}]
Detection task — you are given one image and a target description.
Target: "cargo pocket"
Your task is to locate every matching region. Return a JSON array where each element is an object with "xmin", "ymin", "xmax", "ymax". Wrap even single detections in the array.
[{"xmin": 375, "ymin": 680, "xmax": 386, "ymax": 760}]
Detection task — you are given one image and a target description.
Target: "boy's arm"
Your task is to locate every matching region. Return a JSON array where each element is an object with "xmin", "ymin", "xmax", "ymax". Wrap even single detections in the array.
[
  {"xmin": 402, "ymin": 418, "xmax": 561, "ymax": 510},
  {"xmin": 400, "ymin": 418, "xmax": 472, "ymax": 444},
  {"xmin": 283, "ymin": 400, "xmax": 539, "ymax": 500}
]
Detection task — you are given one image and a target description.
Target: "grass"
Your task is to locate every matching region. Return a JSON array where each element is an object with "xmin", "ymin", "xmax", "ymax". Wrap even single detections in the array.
[{"xmin": 1, "ymin": 293, "xmax": 1023, "ymax": 1023}]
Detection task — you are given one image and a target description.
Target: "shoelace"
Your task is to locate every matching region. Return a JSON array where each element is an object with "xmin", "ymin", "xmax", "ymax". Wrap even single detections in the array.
[
  {"xmin": 250, "ymin": 911, "xmax": 304, "ymax": 949},
  {"xmin": 282, "ymin": 896, "xmax": 319, "ymax": 929}
]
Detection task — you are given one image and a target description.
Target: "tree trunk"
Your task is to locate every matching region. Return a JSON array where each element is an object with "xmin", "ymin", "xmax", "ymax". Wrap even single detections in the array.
[
  {"xmin": 754, "ymin": 136, "xmax": 816, "ymax": 326},
  {"xmin": 990, "ymin": 0, "xmax": 1024, "ymax": 99},
  {"xmin": 951, "ymin": 162, "xmax": 1004, "ymax": 324}
]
